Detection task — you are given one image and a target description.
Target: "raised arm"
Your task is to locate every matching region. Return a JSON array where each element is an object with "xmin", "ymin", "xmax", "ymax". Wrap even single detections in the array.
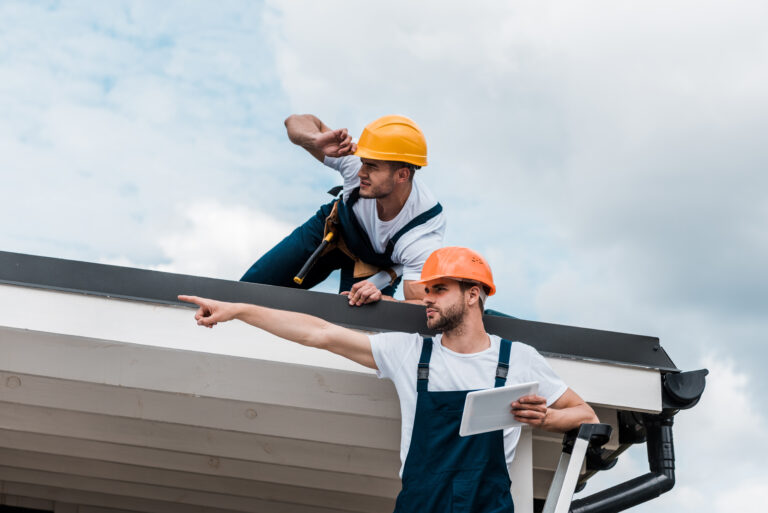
[
  {"xmin": 284, "ymin": 114, "xmax": 357, "ymax": 162},
  {"xmin": 510, "ymin": 388, "xmax": 599, "ymax": 433},
  {"xmin": 177, "ymin": 295, "xmax": 376, "ymax": 369}
]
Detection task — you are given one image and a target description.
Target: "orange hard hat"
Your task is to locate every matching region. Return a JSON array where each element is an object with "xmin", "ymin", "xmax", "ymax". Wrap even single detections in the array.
[
  {"xmin": 417, "ymin": 247, "xmax": 496, "ymax": 296},
  {"xmin": 354, "ymin": 115, "xmax": 428, "ymax": 167}
]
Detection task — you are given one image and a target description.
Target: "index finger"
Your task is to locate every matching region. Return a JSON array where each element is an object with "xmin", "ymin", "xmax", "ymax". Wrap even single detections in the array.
[
  {"xmin": 517, "ymin": 395, "xmax": 546, "ymax": 404},
  {"xmin": 178, "ymin": 295, "xmax": 202, "ymax": 305}
]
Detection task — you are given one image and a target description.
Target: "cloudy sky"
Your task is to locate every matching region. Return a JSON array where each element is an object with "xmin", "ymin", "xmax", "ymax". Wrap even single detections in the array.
[{"xmin": 1, "ymin": 1, "xmax": 766, "ymax": 511}]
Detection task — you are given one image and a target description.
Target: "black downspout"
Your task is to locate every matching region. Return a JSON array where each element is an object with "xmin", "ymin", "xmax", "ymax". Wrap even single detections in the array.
[
  {"xmin": 568, "ymin": 368, "xmax": 707, "ymax": 513},
  {"xmin": 569, "ymin": 415, "xmax": 675, "ymax": 513}
]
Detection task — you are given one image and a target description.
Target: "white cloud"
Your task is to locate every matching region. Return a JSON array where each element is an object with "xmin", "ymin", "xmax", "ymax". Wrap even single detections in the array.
[
  {"xmin": 0, "ymin": 1, "xmax": 323, "ymax": 267},
  {"xmin": 712, "ymin": 480, "xmax": 768, "ymax": 513},
  {"xmin": 673, "ymin": 354, "xmax": 767, "ymax": 475},
  {"xmin": 153, "ymin": 200, "xmax": 293, "ymax": 280}
]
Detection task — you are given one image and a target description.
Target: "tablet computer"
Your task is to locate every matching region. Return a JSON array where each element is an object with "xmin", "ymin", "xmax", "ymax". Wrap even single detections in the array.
[{"xmin": 459, "ymin": 381, "xmax": 539, "ymax": 437}]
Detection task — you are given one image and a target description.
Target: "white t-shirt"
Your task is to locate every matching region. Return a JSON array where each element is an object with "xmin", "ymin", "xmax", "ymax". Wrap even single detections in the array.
[
  {"xmin": 324, "ymin": 156, "xmax": 446, "ymax": 281},
  {"xmin": 369, "ymin": 332, "xmax": 568, "ymax": 478}
]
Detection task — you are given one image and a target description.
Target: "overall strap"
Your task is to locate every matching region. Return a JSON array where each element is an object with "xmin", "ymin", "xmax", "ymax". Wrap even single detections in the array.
[
  {"xmin": 495, "ymin": 338, "xmax": 512, "ymax": 388},
  {"xmin": 346, "ymin": 187, "xmax": 361, "ymax": 208},
  {"xmin": 336, "ymin": 187, "xmax": 384, "ymax": 263},
  {"xmin": 384, "ymin": 203, "xmax": 443, "ymax": 258},
  {"xmin": 417, "ymin": 338, "xmax": 434, "ymax": 392}
]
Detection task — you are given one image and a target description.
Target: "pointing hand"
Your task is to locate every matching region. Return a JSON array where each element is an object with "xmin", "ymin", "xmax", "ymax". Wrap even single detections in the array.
[{"xmin": 177, "ymin": 295, "xmax": 240, "ymax": 328}]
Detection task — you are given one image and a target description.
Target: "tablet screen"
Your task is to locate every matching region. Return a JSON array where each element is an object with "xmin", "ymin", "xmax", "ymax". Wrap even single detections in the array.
[{"xmin": 459, "ymin": 381, "xmax": 539, "ymax": 437}]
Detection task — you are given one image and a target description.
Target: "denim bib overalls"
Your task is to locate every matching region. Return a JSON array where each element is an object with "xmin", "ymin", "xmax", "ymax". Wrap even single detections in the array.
[
  {"xmin": 394, "ymin": 337, "xmax": 515, "ymax": 513},
  {"xmin": 241, "ymin": 186, "xmax": 442, "ymax": 295}
]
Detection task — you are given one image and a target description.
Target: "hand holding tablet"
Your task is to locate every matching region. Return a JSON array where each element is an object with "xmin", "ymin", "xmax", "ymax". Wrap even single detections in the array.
[{"xmin": 459, "ymin": 381, "xmax": 539, "ymax": 437}]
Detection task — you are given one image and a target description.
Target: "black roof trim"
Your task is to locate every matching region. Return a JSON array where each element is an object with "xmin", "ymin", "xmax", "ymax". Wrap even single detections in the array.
[{"xmin": 0, "ymin": 251, "xmax": 678, "ymax": 371}]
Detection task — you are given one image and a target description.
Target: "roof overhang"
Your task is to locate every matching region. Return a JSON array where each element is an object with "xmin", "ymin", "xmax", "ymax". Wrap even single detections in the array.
[{"xmin": 0, "ymin": 251, "xmax": 672, "ymax": 512}]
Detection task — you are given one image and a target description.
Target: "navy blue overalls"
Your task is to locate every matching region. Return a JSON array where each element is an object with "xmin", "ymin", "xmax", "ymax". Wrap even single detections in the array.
[
  {"xmin": 241, "ymin": 187, "xmax": 442, "ymax": 295},
  {"xmin": 394, "ymin": 338, "xmax": 515, "ymax": 513}
]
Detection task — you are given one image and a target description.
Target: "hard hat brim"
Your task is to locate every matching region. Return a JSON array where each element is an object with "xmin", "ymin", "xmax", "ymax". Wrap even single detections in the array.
[
  {"xmin": 354, "ymin": 146, "xmax": 427, "ymax": 167},
  {"xmin": 415, "ymin": 274, "xmax": 496, "ymax": 296}
]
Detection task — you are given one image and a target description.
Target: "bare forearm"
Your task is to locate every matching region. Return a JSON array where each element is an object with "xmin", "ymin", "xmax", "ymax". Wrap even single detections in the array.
[
  {"xmin": 233, "ymin": 303, "xmax": 330, "ymax": 348},
  {"xmin": 180, "ymin": 295, "xmax": 375, "ymax": 368},
  {"xmin": 285, "ymin": 114, "xmax": 329, "ymax": 148},
  {"xmin": 542, "ymin": 403, "xmax": 599, "ymax": 433}
]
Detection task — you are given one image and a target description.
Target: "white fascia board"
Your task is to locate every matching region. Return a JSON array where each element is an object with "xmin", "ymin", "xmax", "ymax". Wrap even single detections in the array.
[
  {"xmin": 0, "ymin": 284, "xmax": 375, "ymax": 373},
  {"xmin": 0, "ymin": 325, "xmax": 400, "ymax": 418},
  {"xmin": 547, "ymin": 358, "xmax": 662, "ymax": 413},
  {"xmin": 1, "ymin": 283, "xmax": 661, "ymax": 413}
]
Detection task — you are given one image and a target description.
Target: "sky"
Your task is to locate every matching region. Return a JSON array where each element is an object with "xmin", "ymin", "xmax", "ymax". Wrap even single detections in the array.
[{"xmin": 1, "ymin": 1, "xmax": 767, "ymax": 511}]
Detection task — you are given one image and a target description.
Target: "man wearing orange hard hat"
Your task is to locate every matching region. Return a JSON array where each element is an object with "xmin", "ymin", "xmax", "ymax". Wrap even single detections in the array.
[
  {"xmin": 240, "ymin": 114, "xmax": 446, "ymax": 306},
  {"xmin": 181, "ymin": 246, "xmax": 597, "ymax": 512}
]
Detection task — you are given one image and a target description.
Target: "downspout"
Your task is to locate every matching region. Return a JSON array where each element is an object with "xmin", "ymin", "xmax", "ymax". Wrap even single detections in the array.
[
  {"xmin": 568, "ymin": 369, "xmax": 707, "ymax": 513},
  {"xmin": 569, "ymin": 415, "xmax": 675, "ymax": 513}
]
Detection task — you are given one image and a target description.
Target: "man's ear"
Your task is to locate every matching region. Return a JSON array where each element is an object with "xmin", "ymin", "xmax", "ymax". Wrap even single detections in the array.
[
  {"xmin": 395, "ymin": 166, "xmax": 410, "ymax": 184},
  {"xmin": 466, "ymin": 284, "xmax": 480, "ymax": 307}
]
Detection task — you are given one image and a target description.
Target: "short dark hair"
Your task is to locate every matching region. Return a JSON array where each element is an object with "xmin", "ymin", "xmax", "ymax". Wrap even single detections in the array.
[
  {"xmin": 458, "ymin": 281, "xmax": 488, "ymax": 311},
  {"xmin": 389, "ymin": 161, "xmax": 419, "ymax": 181}
]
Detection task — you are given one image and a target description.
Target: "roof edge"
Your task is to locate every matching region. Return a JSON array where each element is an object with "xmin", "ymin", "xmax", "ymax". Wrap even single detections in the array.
[{"xmin": 0, "ymin": 250, "xmax": 678, "ymax": 371}]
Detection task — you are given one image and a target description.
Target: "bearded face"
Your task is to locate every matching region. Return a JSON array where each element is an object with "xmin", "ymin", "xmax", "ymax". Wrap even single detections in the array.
[{"xmin": 426, "ymin": 295, "xmax": 468, "ymax": 332}]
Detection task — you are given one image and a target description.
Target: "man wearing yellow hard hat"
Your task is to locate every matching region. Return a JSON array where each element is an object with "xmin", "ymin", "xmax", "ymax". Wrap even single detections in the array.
[
  {"xmin": 181, "ymin": 246, "xmax": 597, "ymax": 512},
  {"xmin": 240, "ymin": 114, "xmax": 446, "ymax": 305}
]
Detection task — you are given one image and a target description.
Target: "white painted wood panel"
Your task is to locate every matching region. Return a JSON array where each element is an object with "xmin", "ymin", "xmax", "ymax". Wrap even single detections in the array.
[
  {"xmin": 0, "ymin": 449, "xmax": 395, "ymax": 513},
  {"xmin": 0, "ymin": 402, "xmax": 401, "ymax": 478},
  {"xmin": 0, "ymin": 371, "xmax": 401, "ymax": 450},
  {"xmin": 0, "ymin": 429, "xmax": 401, "ymax": 497},
  {"xmin": 0, "ymin": 480, "xmax": 336, "ymax": 513},
  {"xmin": 548, "ymin": 358, "xmax": 662, "ymax": 413},
  {"xmin": 0, "ymin": 284, "xmax": 372, "ymax": 373},
  {"xmin": 0, "ymin": 326, "xmax": 399, "ymax": 418}
]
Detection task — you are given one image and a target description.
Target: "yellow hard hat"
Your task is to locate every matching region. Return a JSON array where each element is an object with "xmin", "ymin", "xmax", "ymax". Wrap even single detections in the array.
[{"xmin": 354, "ymin": 115, "xmax": 428, "ymax": 167}]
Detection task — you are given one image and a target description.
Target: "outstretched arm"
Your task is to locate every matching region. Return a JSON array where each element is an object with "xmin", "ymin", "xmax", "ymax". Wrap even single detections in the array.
[
  {"xmin": 178, "ymin": 295, "xmax": 377, "ymax": 369},
  {"xmin": 284, "ymin": 114, "xmax": 357, "ymax": 162},
  {"xmin": 510, "ymin": 389, "xmax": 599, "ymax": 432}
]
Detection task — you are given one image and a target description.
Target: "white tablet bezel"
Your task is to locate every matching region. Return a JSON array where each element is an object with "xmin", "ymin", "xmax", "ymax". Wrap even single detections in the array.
[{"xmin": 459, "ymin": 381, "xmax": 539, "ymax": 437}]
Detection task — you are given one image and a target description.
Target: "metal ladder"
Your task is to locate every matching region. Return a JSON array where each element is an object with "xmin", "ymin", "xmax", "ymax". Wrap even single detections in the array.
[{"xmin": 541, "ymin": 423, "xmax": 614, "ymax": 513}]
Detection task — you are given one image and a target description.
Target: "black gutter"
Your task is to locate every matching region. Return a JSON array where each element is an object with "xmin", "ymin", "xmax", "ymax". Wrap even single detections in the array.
[{"xmin": 0, "ymin": 251, "xmax": 678, "ymax": 371}]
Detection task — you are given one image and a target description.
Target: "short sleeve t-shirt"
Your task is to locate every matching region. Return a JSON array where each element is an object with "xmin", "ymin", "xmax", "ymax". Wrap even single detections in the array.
[
  {"xmin": 324, "ymin": 156, "xmax": 446, "ymax": 281},
  {"xmin": 369, "ymin": 332, "xmax": 568, "ymax": 477}
]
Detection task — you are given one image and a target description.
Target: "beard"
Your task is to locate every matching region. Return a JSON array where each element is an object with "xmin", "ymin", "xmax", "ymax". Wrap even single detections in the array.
[
  {"xmin": 358, "ymin": 183, "xmax": 393, "ymax": 199},
  {"xmin": 358, "ymin": 174, "xmax": 396, "ymax": 199},
  {"xmin": 427, "ymin": 300, "xmax": 467, "ymax": 333}
]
